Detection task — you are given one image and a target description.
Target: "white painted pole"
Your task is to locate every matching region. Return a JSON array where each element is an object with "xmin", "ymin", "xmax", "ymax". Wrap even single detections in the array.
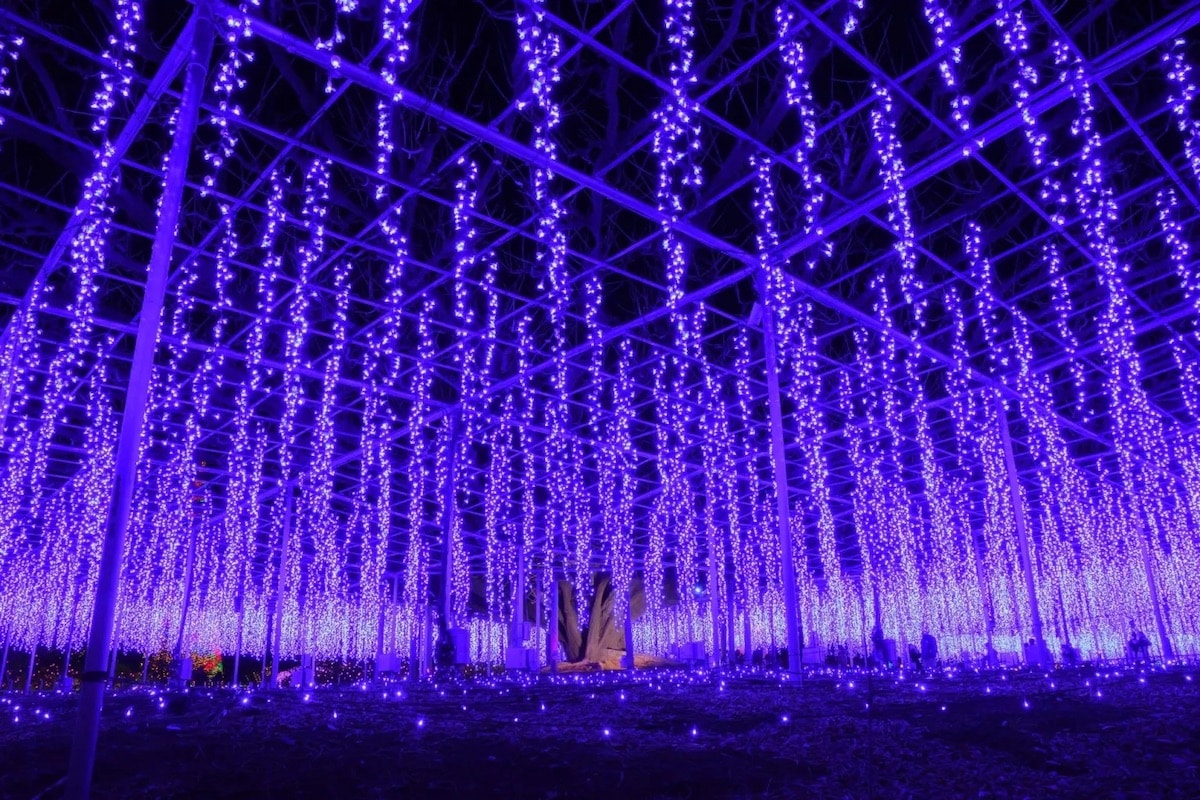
[
  {"xmin": 622, "ymin": 593, "xmax": 635, "ymax": 670},
  {"xmin": 269, "ymin": 486, "xmax": 295, "ymax": 689},
  {"xmin": 64, "ymin": 10, "xmax": 213, "ymax": 797},
  {"xmin": 707, "ymin": 535, "xmax": 721, "ymax": 667},
  {"xmin": 534, "ymin": 568, "xmax": 543, "ymax": 664},
  {"xmin": 1136, "ymin": 510, "xmax": 1175, "ymax": 659},
  {"xmin": 742, "ymin": 599, "xmax": 753, "ymax": 665},
  {"xmin": 171, "ymin": 511, "xmax": 200, "ymax": 686},
  {"xmin": 441, "ymin": 415, "xmax": 460, "ymax": 632},
  {"xmin": 24, "ymin": 645, "xmax": 35, "ymax": 692},
  {"xmin": 547, "ymin": 573, "xmax": 559, "ymax": 672},
  {"xmin": 759, "ymin": 298, "xmax": 803, "ymax": 675},
  {"xmin": 994, "ymin": 395, "xmax": 1047, "ymax": 662},
  {"xmin": 0, "ymin": 624, "xmax": 11, "ymax": 689},
  {"xmin": 231, "ymin": 584, "xmax": 244, "ymax": 687},
  {"xmin": 512, "ymin": 544, "xmax": 525, "ymax": 647}
]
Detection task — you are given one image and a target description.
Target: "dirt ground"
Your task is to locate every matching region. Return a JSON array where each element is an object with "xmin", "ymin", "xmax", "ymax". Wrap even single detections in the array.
[{"xmin": 1, "ymin": 663, "xmax": 1196, "ymax": 799}]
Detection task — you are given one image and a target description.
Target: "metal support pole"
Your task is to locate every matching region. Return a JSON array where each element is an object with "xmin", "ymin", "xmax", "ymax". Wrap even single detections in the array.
[
  {"xmin": 707, "ymin": 537, "xmax": 722, "ymax": 667},
  {"xmin": 622, "ymin": 593, "xmax": 635, "ymax": 670},
  {"xmin": 547, "ymin": 573, "xmax": 560, "ymax": 672},
  {"xmin": 742, "ymin": 598, "xmax": 753, "ymax": 665},
  {"xmin": 270, "ymin": 486, "xmax": 295, "ymax": 689},
  {"xmin": 1137, "ymin": 510, "xmax": 1175, "ymax": 660},
  {"xmin": 534, "ymin": 568, "xmax": 543, "ymax": 665},
  {"xmin": 971, "ymin": 531, "xmax": 998, "ymax": 665},
  {"xmin": 726, "ymin": 576, "xmax": 737, "ymax": 666},
  {"xmin": 60, "ymin": 585, "xmax": 79, "ymax": 690},
  {"xmin": 512, "ymin": 544, "xmax": 525, "ymax": 648},
  {"xmin": 759, "ymin": 298, "xmax": 803, "ymax": 675},
  {"xmin": 391, "ymin": 577, "xmax": 400, "ymax": 654},
  {"xmin": 260, "ymin": 595, "xmax": 274, "ymax": 689},
  {"xmin": 408, "ymin": 599, "xmax": 419, "ymax": 681},
  {"xmin": 24, "ymin": 646, "xmax": 36, "ymax": 692},
  {"xmin": 231, "ymin": 585, "xmax": 244, "ymax": 687},
  {"xmin": 106, "ymin": 603, "xmax": 123, "ymax": 683},
  {"xmin": 441, "ymin": 415, "xmax": 460, "ymax": 632},
  {"xmin": 0, "ymin": 624, "xmax": 10, "ymax": 690},
  {"xmin": 171, "ymin": 512, "xmax": 200, "ymax": 686},
  {"xmin": 65, "ymin": 10, "xmax": 213, "ymax": 798},
  {"xmin": 422, "ymin": 605, "xmax": 433, "ymax": 676},
  {"xmin": 373, "ymin": 595, "xmax": 386, "ymax": 682},
  {"xmin": 1056, "ymin": 584, "xmax": 1074, "ymax": 654},
  {"xmin": 995, "ymin": 396, "xmax": 1047, "ymax": 664}
]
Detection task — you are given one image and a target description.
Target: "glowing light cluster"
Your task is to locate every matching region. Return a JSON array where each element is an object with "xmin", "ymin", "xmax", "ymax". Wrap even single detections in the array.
[
  {"xmin": 9, "ymin": 0, "xmax": 1200, "ymax": 679},
  {"xmin": 92, "ymin": 0, "xmax": 142, "ymax": 133},
  {"xmin": 868, "ymin": 82, "xmax": 925, "ymax": 327},
  {"xmin": 518, "ymin": 0, "xmax": 568, "ymax": 329},
  {"xmin": 922, "ymin": 0, "xmax": 971, "ymax": 139},
  {"xmin": 654, "ymin": 0, "xmax": 703, "ymax": 316},
  {"xmin": 605, "ymin": 340, "xmax": 637, "ymax": 623},
  {"xmin": 376, "ymin": 0, "xmax": 416, "ymax": 195},
  {"xmin": 1163, "ymin": 38, "xmax": 1200, "ymax": 187},
  {"xmin": 774, "ymin": 7, "xmax": 829, "ymax": 263},
  {"xmin": 303, "ymin": 262, "xmax": 350, "ymax": 655},
  {"xmin": 204, "ymin": 4, "xmax": 254, "ymax": 193},
  {"xmin": 0, "ymin": 33, "xmax": 21, "ymax": 137},
  {"xmin": 401, "ymin": 300, "xmax": 437, "ymax": 647},
  {"xmin": 1158, "ymin": 188, "xmax": 1200, "ymax": 418},
  {"xmin": 1040, "ymin": 241, "xmax": 1087, "ymax": 417},
  {"xmin": 843, "ymin": 0, "xmax": 866, "ymax": 36}
]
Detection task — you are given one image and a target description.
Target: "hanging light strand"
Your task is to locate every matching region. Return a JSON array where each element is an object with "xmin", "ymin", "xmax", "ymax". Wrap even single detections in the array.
[
  {"xmin": 922, "ymin": 0, "xmax": 971, "ymax": 139},
  {"xmin": 774, "ymin": 7, "xmax": 830, "ymax": 262},
  {"xmin": 868, "ymin": 82, "xmax": 926, "ymax": 328},
  {"xmin": 1163, "ymin": 38, "xmax": 1200, "ymax": 188},
  {"xmin": 376, "ymin": 0, "xmax": 416, "ymax": 196},
  {"xmin": 0, "ymin": 33, "xmax": 23, "ymax": 139}
]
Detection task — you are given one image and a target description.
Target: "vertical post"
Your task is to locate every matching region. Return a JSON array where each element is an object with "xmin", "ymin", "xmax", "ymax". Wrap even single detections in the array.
[
  {"xmin": 65, "ymin": 9, "xmax": 213, "ymax": 798},
  {"xmin": 742, "ymin": 599, "xmax": 752, "ymax": 665},
  {"xmin": 759, "ymin": 298, "xmax": 803, "ymax": 675},
  {"xmin": 534, "ymin": 568, "xmax": 543, "ymax": 664},
  {"xmin": 107, "ymin": 602, "xmax": 123, "ymax": 683},
  {"xmin": 1136, "ymin": 511, "xmax": 1175, "ymax": 659},
  {"xmin": 231, "ymin": 585, "xmax": 244, "ymax": 687},
  {"xmin": 512, "ymin": 543, "xmax": 525, "ymax": 648},
  {"xmin": 622, "ymin": 592, "xmax": 635, "ymax": 670},
  {"xmin": 547, "ymin": 572, "xmax": 560, "ymax": 672},
  {"xmin": 260, "ymin": 595, "xmax": 274, "ymax": 688},
  {"xmin": 373, "ymin": 593, "xmax": 386, "ymax": 682},
  {"xmin": 408, "ymin": 600, "xmax": 419, "ymax": 681},
  {"xmin": 171, "ymin": 511, "xmax": 200, "ymax": 685},
  {"xmin": 508, "ymin": 544, "xmax": 523, "ymax": 642},
  {"xmin": 441, "ymin": 415, "xmax": 460, "ymax": 632},
  {"xmin": 60, "ymin": 587, "xmax": 78, "ymax": 690},
  {"xmin": 707, "ymin": 535, "xmax": 721, "ymax": 667},
  {"xmin": 0, "ymin": 624, "xmax": 11, "ymax": 689},
  {"xmin": 391, "ymin": 576, "xmax": 400, "ymax": 654},
  {"xmin": 725, "ymin": 578, "xmax": 737, "ymax": 666},
  {"xmin": 995, "ymin": 396, "xmax": 1047, "ymax": 663},
  {"xmin": 1056, "ymin": 584, "xmax": 1073, "ymax": 653},
  {"xmin": 270, "ymin": 485, "xmax": 295, "ymax": 689},
  {"xmin": 969, "ymin": 522, "xmax": 997, "ymax": 662},
  {"xmin": 422, "ymin": 605, "xmax": 433, "ymax": 676},
  {"xmin": 24, "ymin": 646, "xmax": 36, "ymax": 692}
]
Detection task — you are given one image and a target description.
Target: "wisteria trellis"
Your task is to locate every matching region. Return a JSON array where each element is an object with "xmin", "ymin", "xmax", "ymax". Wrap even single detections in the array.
[{"xmin": 1, "ymin": 0, "xmax": 1200, "ymax": 693}]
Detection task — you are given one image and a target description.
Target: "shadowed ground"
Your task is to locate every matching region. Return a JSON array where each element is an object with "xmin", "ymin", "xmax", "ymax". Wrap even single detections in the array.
[{"xmin": 0, "ymin": 666, "xmax": 1196, "ymax": 799}]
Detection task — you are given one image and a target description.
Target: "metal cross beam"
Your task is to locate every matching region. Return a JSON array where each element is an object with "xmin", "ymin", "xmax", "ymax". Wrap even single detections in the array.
[{"xmin": 0, "ymin": 8, "xmax": 198, "ymax": 346}]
